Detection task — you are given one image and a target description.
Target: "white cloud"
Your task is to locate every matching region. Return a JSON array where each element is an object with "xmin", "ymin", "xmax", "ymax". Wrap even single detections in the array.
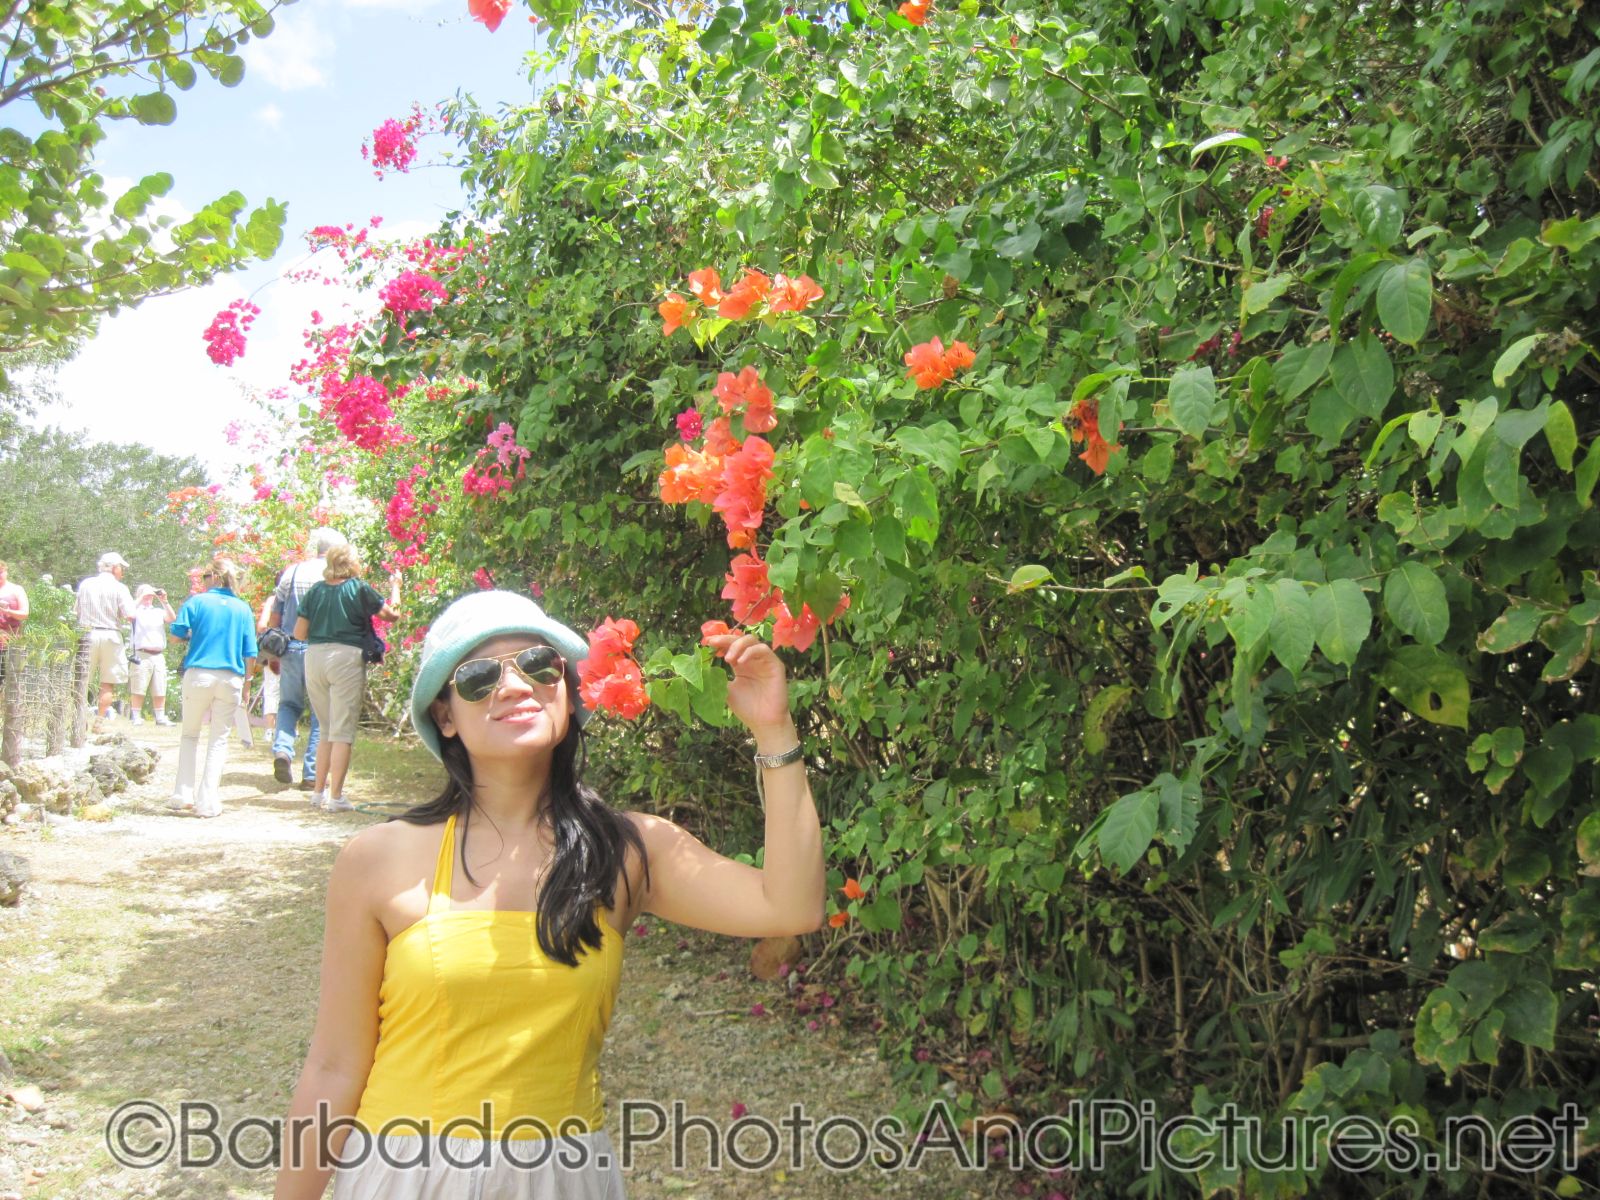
[
  {"xmin": 242, "ymin": 9, "xmax": 333, "ymax": 90},
  {"xmin": 257, "ymin": 103, "xmax": 284, "ymax": 129}
]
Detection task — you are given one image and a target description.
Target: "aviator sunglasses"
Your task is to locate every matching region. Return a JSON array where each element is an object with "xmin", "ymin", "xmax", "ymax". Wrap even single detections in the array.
[{"xmin": 450, "ymin": 646, "xmax": 567, "ymax": 703}]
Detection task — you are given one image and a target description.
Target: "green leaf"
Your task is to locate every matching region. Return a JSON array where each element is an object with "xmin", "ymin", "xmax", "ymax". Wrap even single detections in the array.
[
  {"xmin": 1383, "ymin": 561, "xmax": 1450, "ymax": 645},
  {"xmin": 812, "ymin": 128, "xmax": 847, "ymax": 165},
  {"xmin": 1375, "ymin": 258, "xmax": 1432, "ymax": 345},
  {"xmin": 1577, "ymin": 810, "xmax": 1600, "ymax": 867},
  {"xmin": 2, "ymin": 251, "xmax": 50, "ymax": 281},
  {"xmin": 1242, "ymin": 273, "xmax": 1292, "ymax": 314},
  {"xmin": 1353, "ymin": 184, "xmax": 1404, "ymax": 249},
  {"xmin": 1082, "ymin": 684, "xmax": 1134, "ymax": 756},
  {"xmin": 1377, "ymin": 644, "xmax": 1471, "ymax": 729},
  {"xmin": 1268, "ymin": 580, "xmax": 1316, "ymax": 677},
  {"xmin": 893, "ymin": 421, "xmax": 962, "ymax": 477},
  {"xmin": 1273, "ymin": 342, "xmax": 1333, "ymax": 401},
  {"xmin": 1545, "ymin": 400, "xmax": 1577, "ymax": 471},
  {"xmin": 131, "ymin": 92, "xmax": 178, "ymax": 125},
  {"xmin": 1330, "ymin": 334, "xmax": 1394, "ymax": 419},
  {"xmin": 1478, "ymin": 601, "xmax": 1546, "ymax": 653},
  {"xmin": 1168, "ymin": 365, "xmax": 1216, "ymax": 437},
  {"xmin": 1311, "ymin": 578, "xmax": 1372, "ymax": 668},
  {"xmin": 1097, "ymin": 790, "xmax": 1159, "ymax": 875},
  {"xmin": 1496, "ymin": 980, "xmax": 1557, "ymax": 1051},
  {"xmin": 1007, "ymin": 564, "xmax": 1053, "ymax": 594},
  {"xmin": 892, "ymin": 470, "xmax": 940, "ymax": 544},
  {"xmin": 1190, "ymin": 130, "xmax": 1264, "ymax": 160},
  {"xmin": 1492, "ymin": 333, "xmax": 1544, "ymax": 389}
]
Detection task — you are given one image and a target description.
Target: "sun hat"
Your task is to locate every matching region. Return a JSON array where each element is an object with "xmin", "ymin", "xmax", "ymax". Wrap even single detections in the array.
[
  {"xmin": 410, "ymin": 589, "xmax": 592, "ymax": 759},
  {"xmin": 98, "ymin": 552, "xmax": 129, "ymax": 570},
  {"xmin": 134, "ymin": 584, "xmax": 156, "ymax": 602}
]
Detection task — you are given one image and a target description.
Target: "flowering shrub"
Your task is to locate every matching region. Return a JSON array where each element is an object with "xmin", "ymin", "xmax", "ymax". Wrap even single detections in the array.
[
  {"xmin": 201, "ymin": 299, "xmax": 259, "ymax": 366},
  {"xmin": 242, "ymin": 2, "xmax": 1600, "ymax": 1186}
]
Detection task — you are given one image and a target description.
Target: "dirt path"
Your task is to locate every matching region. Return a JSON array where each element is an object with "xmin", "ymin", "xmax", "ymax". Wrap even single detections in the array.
[{"xmin": 0, "ymin": 723, "xmax": 987, "ymax": 1200}]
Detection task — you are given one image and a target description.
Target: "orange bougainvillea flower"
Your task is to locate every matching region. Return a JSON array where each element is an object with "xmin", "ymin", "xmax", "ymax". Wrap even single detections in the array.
[
  {"xmin": 703, "ymin": 415, "xmax": 742, "ymax": 459},
  {"xmin": 1066, "ymin": 397, "xmax": 1122, "ymax": 476},
  {"xmin": 898, "ymin": 0, "xmax": 930, "ymax": 25},
  {"xmin": 842, "ymin": 878, "xmax": 866, "ymax": 900},
  {"xmin": 700, "ymin": 619, "xmax": 734, "ymax": 656},
  {"xmin": 722, "ymin": 553, "xmax": 779, "ymax": 624},
  {"xmin": 828, "ymin": 911, "xmax": 850, "ymax": 928},
  {"xmin": 768, "ymin": 273, "xmax": 825, "ymax": 314},
  {"xmin": 904, "ymin": 337, "xmax": 976, "ymax": 388},
  {"xmin": 587, "ymin": 616, "xmax": 640, "ymax": 663},
  {"xmin": 577, "ymin": 618, "xmax": 650, "ymax": 720},
  {"xmin": 943, "ymin": 340, "xmax": 975, "ymax": 370},
  {"xmin": 718, "ymin": 269, "xmax": 772, "ymax": 320},
  {"xmin": 771, "ymin": 592, "xmax": 849, "ymax": 652},
  {"xmin": 659, "ymin": 443, "xmax": 724, "ymax": 506},
  {"xmin": 468, "ymin": 0, "xmax": 512, "ymax": 32},
  {"xmin": 714, "ymin": 435, "xmax": 775, "ymax": 547},
  {"xmin": 579, "ymin": 656, "xmax": 651, "ymax": 719},
  {"xmin": 714, "ymin": 366, "xmax": 777, "ymax": 433},
  {"xmin": 659, "ymin": 292, "xmax": 696, "ymax": 336},
  {"xmin": 686, "ymin": 268, "xmax": 724, "ymax": 308}
]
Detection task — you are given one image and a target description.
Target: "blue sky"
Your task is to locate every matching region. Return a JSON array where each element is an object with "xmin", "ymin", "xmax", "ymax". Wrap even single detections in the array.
[{"xmin": 33, "ymin": 0, "xmax": 542, "ymax": 477}]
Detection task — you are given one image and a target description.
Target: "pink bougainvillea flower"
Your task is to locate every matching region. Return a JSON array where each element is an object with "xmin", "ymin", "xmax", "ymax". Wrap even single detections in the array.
[
  {"xmin": 675, "ymin": 409, "xmax": 704, "ymax": 441},
  {"xmin": 767, "ymin": 273, "xmax": 824, "ymax": 314},
  {"xmin": 473, "ymin": 567, "xmax": 495, "ymax": 590},
  {"xmin": 714, "ymin": 366, "xmax": 777, "ymax": 433},
  {"xmin": 713, "ymin": 436, "xmax": 775, "ymax": 547},
  {"xmin": 722, "ymin": 554, "xmax": 778, "ymax": 624},
  {"xmin": 467, "ymin": 0, "xmax": 512, "ymax": 32}
]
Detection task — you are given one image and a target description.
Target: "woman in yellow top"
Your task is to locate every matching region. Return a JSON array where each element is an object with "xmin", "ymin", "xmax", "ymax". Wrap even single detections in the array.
[{"xmin": 273, "ymin": 589, "xmax": 825, "ymax": 1199}]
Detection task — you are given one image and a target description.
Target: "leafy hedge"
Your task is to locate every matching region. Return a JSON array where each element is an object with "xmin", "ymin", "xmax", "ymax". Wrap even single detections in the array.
[{"xmin": 319, "ymin": 0, "xmax": 1599, "ymax": 1192}]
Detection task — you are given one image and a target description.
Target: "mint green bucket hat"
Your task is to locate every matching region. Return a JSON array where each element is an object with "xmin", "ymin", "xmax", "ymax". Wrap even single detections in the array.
[{"xmin": 409, "ymin": 590, "xmax": 591, "ymax": 759}]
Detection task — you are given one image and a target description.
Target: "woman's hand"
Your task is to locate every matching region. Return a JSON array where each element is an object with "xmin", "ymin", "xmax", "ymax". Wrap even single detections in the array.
[{"xmin": 704, "ymin": 632, "xmax": 793, "ymax": 742}]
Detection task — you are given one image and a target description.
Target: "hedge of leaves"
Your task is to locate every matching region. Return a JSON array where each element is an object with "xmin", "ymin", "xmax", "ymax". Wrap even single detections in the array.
[{"xmin": 307, "ymin": 0, "xmax": 1600, "ymax": 1192}]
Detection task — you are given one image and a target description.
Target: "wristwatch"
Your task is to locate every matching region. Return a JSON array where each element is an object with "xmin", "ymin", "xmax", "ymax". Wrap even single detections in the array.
[{"xmin": 753, "ymin": 743, "xmax": 804, "ymax": 769}]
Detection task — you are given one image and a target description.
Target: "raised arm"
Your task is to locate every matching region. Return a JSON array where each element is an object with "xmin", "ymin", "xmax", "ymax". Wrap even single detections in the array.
[
  {"xmin": 630, "ymin": 632, "xmax": 825, "ymax": 938},
  {"xmin": 272, "ymin": 834, "xmax": 386, "ymax": 1200}
]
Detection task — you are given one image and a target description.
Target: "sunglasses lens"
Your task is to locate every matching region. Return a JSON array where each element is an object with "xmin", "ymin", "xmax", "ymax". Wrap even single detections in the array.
[
  {"xmin": 453, "ymin": 658, "xmax": 503, "ymax": 702},
  {"xmin": 517, "ymin": 646, "xmax": 564, "ymax": 684}
]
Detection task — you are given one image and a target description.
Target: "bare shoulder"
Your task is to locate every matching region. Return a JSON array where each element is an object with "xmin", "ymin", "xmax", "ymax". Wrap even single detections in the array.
[{"xmin": 333, "ymin": 819, "xmax": 439, "ymax": 888}]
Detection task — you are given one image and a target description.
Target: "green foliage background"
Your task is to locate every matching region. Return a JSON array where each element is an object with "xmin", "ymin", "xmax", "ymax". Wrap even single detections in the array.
[{"xmin": 312, "ymin": 0, "xmax": 1600, "ymax": 1192}]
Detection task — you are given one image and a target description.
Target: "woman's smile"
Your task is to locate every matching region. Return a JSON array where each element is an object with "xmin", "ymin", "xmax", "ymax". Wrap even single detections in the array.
[{"xmin": 494, "ymin": 702, "xmax": 545, "ymax": 724}]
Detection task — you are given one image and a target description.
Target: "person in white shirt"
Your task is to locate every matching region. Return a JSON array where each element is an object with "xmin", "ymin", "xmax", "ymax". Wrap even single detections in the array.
[
  {"xmin": 75, "ymin": 552, "xmax": 138, "ymax": 722},
  {"xmin": 128, "ymin": 584, "xmax": 177, "ymax": 726}
]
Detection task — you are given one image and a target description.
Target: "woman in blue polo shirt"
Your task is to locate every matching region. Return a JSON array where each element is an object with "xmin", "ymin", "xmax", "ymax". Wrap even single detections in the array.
[{"xmin": 168, "ymin": 556, "xmax": 258, "ymax": 819}]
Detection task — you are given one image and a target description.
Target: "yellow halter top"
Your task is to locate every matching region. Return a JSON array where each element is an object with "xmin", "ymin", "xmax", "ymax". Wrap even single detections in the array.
[{"xmin": 354, "ymin": 813, "xmax": 623, "ymax": 1140}]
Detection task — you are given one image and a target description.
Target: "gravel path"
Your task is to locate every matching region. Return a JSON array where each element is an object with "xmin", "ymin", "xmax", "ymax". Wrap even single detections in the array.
[{"xmin": 0, "ymin": 722, "xmax": 986, "ymax": 1200}]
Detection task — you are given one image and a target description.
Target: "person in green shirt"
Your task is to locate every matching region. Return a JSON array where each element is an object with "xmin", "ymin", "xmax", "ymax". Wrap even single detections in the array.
[{"xmin": 293, "ymin": 544, "xmax": 400, "ymax": 811}]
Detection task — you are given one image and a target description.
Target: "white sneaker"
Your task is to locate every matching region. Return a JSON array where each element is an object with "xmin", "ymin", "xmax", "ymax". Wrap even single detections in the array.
[
  {"xmin": 168, "ymin": 797, "xmax": 193, "ymax": 813},
  {"xmin": 325, "ymin": 796, "xmax": 354, "ymax": 812},
  {"xmin": 153, "ymin": 715, "xmax": 173, "ymax": 727},
  {"xmin": 310, "ymin": 791, "xmax": 327, "ymax": 811},
  {"xmin": 130, "ymin": 715, "xmax": 143, "ymax": 726}
]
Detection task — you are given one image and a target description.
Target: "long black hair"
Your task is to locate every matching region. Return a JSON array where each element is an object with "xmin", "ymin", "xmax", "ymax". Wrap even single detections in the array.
[{"xmin": 397, "ymin": 668, "xmax": 650, "ymax": 966}]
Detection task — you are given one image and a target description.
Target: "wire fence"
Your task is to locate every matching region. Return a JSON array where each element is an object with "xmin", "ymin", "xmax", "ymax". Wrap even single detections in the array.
[{"xmin": 0, "ymin": 633, "xmax": 91, "ymax": 765}]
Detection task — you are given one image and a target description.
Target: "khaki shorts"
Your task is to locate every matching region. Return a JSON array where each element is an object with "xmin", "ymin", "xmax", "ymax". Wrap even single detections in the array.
[
  {"xmin": 86, "ymin": 630, "xmax": 128, "ymax": 687},
  {"xmin": 129, "ymin": 649, "xmax": 168, "ymax": 699},
  {"xmin": 305, "ymin": 642, "xmax": 366, "ymax": 742}
]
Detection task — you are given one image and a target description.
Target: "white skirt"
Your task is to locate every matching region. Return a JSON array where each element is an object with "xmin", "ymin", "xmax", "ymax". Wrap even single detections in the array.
[{"xmin": 332, "ymin": 1130, "xmax": 626, "ymax": 1200}]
